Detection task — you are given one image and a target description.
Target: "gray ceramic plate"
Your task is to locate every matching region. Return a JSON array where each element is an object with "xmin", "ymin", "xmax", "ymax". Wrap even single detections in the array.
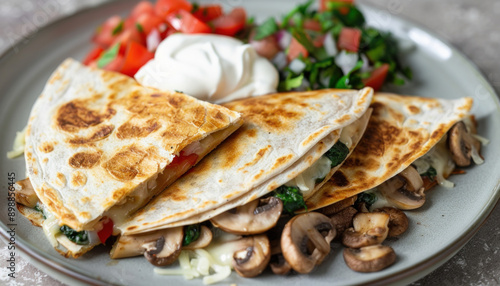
[{"xmin": 1, "ymin": 1, "xmax": 499, "ymax": 285}]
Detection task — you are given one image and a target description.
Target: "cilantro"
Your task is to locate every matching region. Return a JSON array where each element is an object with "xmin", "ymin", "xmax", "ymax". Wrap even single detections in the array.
[
  {"xmin": 273, "ymin": 185, "xmax": 307, "ymax": 215},
  {"xmin": 333, "ymin": 5, "xmax": 365, "ymax": 27},
  {"xmin": 183, "ymin": 224, "xmax": 201, "ymax": 246},
  {"xmin": 112, "ymin": 21, "xmax": 123, "ymax": 36},
  {"xmin": 278, "ymin": 73, "xmax": 304, "ymax": 91},
  {"xmin": 136, "ymin": 23, "xmax": 144, "ymax": 33},
  {"xmin": 324, "ymin": 141, "xmax": 350, "ymax": 167},
  {"xmin": 335, "ymin": 59, "xmax": 364, "ymax": 89},
  {"xmin": 60, "ymin": 225, "xmax": 89, "ymax": 245},
  {"xmin": 422, "ymin": 166, "xmax": 437, "ymax": 181},
  {"xmin": 356, "ymin": 192, "xmax": 378, "ymax": 209},
  {"xmin": 97, "ymin": 43, "xmax": 120, "ymax": 69},
  {"xmin": 254, "ymin": 18, "xmax": 279, "ymax": 41},
  {"xmin": 191, "ymin": 2, "xmax": 199, "ymax": 13}
]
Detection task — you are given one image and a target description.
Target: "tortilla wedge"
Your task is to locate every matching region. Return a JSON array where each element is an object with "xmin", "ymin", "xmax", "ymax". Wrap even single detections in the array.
[
  {"xmin": 118, "ymin": 88, "xmax": 373, "ymax": 235},
  {"xmin": 20, "ymin": 59, "xmax": 242, "ymax": 257},
  {"xmin": 305, "ymin": 92, "xmax": 473, "ymax": 211}
]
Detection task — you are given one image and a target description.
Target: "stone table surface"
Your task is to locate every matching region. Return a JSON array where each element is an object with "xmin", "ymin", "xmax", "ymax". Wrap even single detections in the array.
[{"xmin": 0, "ymin": 0, "xmax": 499, "ymax": 285}]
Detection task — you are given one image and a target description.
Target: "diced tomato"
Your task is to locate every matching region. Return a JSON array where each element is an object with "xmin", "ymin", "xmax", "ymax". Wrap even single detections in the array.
[
  {"xmin": 212, "ymin": 7, "xmax": 246, "ymax": 37},
  {"xmin": 112, "ymin": 27, "xmax": 145, "ymax": 53},
  {"xmin": 155, "ymin": 0, "xmax": 192, "ymax": 18},
  {"xmin": 130, "ymin": 1, "xmax": 155, "ymax": 19},
  {"xmin": 103, "ymin": 55, "xmax": 125, "ymax": 72},
  {"xmin": 97, "ymin": 218, "xmax": 114, "ymax": 244},
  {"xmin": 303, "ymin": 19, "xmax": 322, "ymax": 32},
  {"xmin": 250, "ymin": 32, "xmax": 280, "ymax": 60},
  {"xmin": 312, "ymin": 34, "xmax": 326, "ymax": 48},
  {"xmin": 166, "ymin": 10, "xmax": 211, "ymax": 34},
  {"xmin": 319, "ymin": 0, "xmax": 354, "ymax": 12},
  {"xmin": 287, "ymin": 37, "xmax": 309, "ymax": 62},
  {"xmin": 165, "ymin": 151, "xmax": 199, "ymax": 170},
  {"xmin": 363, "ymin": 63, "xmax": 389, "ymax": 91},
  {"xmin": 338, "ymin": 27, "xmax": 361, "ymax": 52},
  {"xmin": 135, "ymin": 13, "xmax": 165, "ymax": 36},
  {"xmin": 192, "ymin": 4, "xmax": 223, "ymax": 22},
  {"xmin": 83, "ymin": 46, "xmax": 104, "ymax": 66},
  {"xmin": 120, "ymin": 41, "xmax": 154, "ymax": 77},
  {"xmin": 92, "ymin": 15, "xmax": 123, "ymax": 49}
]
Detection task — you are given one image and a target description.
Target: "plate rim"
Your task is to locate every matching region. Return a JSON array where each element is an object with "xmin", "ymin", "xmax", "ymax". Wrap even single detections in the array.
[{"xmin": 1, "ymin": 0, "xmax": 499, "ymax": 285}]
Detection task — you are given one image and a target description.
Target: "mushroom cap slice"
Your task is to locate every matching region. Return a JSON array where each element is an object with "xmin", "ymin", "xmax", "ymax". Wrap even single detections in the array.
[
  {"xmin": 373, "ymin": 207, "xmax": 409, "ymax": 237},
  {"xmin": 343, "ymin": 245, "xmax": 396, "ymax": 272},
  {"xmin": 14, "ymin": 178, "xmax": 39, "ymax": 208},
  {"xmin": 142, "ymin": 226, "xmax": 184, "ymax": 266},
  {"xmin": 182, "ymin": 225, "xmax": 213, "ymax": 250},
  {"xmin": 342, "ymin": 212, "xmax": 390, "ymax": 248},
  {"xmin": 211, "ymin": 197, "xmax": 283, "ymax": 235},
  {"xmin": 318, "ymin": 195, "xmax": 357, "ymax": 216},
  {"xmin": 379, "ymin": 165, "xmax": 425, "ymax": 210},
  {"xmin": 329, "ymin": 206, "xmax": 358, "ymax": 240},
  {"xmin": 232, "ymin": 234, "xmax": 271, "ymax": 277},
  {"xmin": 111, "ymin": 227, "xmax": 182, "ymax": 259},
  {"xmin": 281, "ymin": 212, "xmax": 336, "ymax": 274},
  {"xmin": 448, "ymin": 121, "xmax": 482, "ymax": 167}
]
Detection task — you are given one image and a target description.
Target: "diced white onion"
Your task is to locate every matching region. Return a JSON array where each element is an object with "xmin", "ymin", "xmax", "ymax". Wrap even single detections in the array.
[
  {"xmin": 323, "ymin": 33, "xmax": 337, "ymax": 56},
  {"xmin": 335, "ymin": 50, "xmax": 358, "ymax": 75},
  {"xmin": 272, "ymin": 51, "xmax": 288, "ymax": 70},
  {"xmin": 147, "ymin": 28, "xmax": 161, "ymax": 52},
  {"xmin": 288, "ymin": 59, "xmax": 306, "ymax": 74},
  {"xmin": 360, "ymin": 54, "xmax": 370, "ymax": 72},
  {"xmin": 277, "ymin": 30, "xmax": 292, "ymax": 50}
]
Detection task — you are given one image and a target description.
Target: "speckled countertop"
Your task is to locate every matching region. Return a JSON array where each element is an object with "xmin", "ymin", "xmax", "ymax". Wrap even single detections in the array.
[{"xmin": 0, "ymin": 0, "xmax": 499, "ymax": 285}]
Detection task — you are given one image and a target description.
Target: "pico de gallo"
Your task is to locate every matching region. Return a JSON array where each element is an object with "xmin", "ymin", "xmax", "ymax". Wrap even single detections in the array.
[{"xmin": 84, "ymin": 0, "xmax": 411, "ymax": 91}]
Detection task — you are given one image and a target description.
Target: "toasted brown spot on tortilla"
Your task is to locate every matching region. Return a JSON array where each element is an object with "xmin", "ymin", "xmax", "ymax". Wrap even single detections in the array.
[
  {"xmin": 71, "ymin": 171, "xmax": 87, "ymax": 187},
  {"xmin": 127, "ymin": 226, "xmax": 138, "ymax": 231},
  {"xmin": 69, "ymin": 151, "xmax": 102, "ymax": 169},
  {"xmin": 80, "ymin": 197, "xmax": 91, "ymax": 204},
  {"xmin": 330, "ymin": 171, "xmax": 350, "ymax": 187},
  {"xmin": 270, "ymin": 154, "xmax": 294, "ymax": 172},
  {"xmin": 39, "ymin": 142, "xmax": 54, "ymax": 153},
  {"xmin": 117, "ymin": 119, "xmax": 161, "ymax": 139},
  {"xmin": 69, "ymin": 125, "xmax": 114, "ymax": 144},
  {"xmin": 43, "ymin": 158, "xmax": 48, "ymax": 164},
  {"xmin": 408, "ymin": 105, "xmax": 420, "ymax": 114},
  {"xmin": 238, "ymin": 145, "xmax": 271, "ymax": 171},
  {"xmin": 56, "ymin": 173, "xmax": 67, "ymax": 187},
  {"xmin": 104, "ymin": 146, "xmax": 147, "ymax": 181},
  {"xmin": 112, "ymin": 187, "xmax": 128, "ymax": 201},
  {"xmin": 302, "ymin": 126, "xmax": 329, "ymax": 147},
  {"xmin": 254, "ymin": 169, "xmax": 265, "ymax": 181},
  {"xmin": 150, "ymin": 93, "xmax": 162, "ymax": 98},
  {"xmin": 57, "ymin": 100, "xmax": 116, "ymax": 132},
  {"xmin": 79, "ymin": 212, "xmax": 91, "ymax": 219}
]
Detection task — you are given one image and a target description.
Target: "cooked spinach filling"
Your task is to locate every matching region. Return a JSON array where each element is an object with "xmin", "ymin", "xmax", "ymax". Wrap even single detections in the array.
[
  {"xmin": 421, "ymin": 166, "xmax": 437, "ymax": 181},
  {"xmin": 60, "ymin": 225, "xmax": 89, "ymax": 245},
  {"xmin": 183, "ymin": 224, "xmax": 201, "ymax": 246},
  {"xmin": 273, "ymin": 185, "xmax": 307, "ymax": 215},
  {"xmin": 356, "ymin": 192, "xmax": 378, "ymax": 209},
  {"xmin": 324, "ymin": 141, "xmax": 349, "ymax": 167}
]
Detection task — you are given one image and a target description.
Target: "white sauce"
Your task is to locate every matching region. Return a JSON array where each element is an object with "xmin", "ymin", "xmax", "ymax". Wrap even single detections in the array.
[{"xmin": 135, "ymin": 34, "xmax": 279, "ymax": 104}]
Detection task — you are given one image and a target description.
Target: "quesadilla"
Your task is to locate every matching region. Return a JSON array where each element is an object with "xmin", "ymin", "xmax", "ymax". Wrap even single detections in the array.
[
  {"xmin": 15, "ymin": 58, "xmax": 242, "ymax": 257},
  {"xmin": 110, "ymin": 88, "xmax": 373, "ymax": 261},
  {"xmin": 306, "ymin": 92, "xmax": 477, "ymax": 211}
]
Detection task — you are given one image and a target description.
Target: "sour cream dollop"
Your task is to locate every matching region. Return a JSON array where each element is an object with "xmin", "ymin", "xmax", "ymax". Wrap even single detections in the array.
[{"xmin": 135, "ymin": 34, "xmax": 279, "ymax": 103}]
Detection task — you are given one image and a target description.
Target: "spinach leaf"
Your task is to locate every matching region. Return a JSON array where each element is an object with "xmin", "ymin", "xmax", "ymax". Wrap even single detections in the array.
[
  {"xmin": 421, "ymin": 166, "xmax": 437, "ymax": 181},
  {"xmin": 183, "ymin": 224, "xmax": 201, "ymax": 246},
  {"xmin": 60, "ymin": 225, "xmax": 89, "ymax": 245},
  {"xmin": 324, "ymin": 141, "xmax": 349, "ymax": 167},
  {"xmin": 356, "ymin": 192, "xmax": 378, "ymax": 209},
  {"xmin": 273, "ymin": 185, "xmax": 307, "ymax": 215}
]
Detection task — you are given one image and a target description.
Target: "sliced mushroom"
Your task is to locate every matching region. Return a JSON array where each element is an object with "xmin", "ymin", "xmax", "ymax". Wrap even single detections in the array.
[
  {"xmin": 182, "ymin": 225, "xmax": 213, "ymax": 250},
  {"xmin": 448, "ymin": 121, "xmax": 482, "ymax": 167},
  {"xmin": 329, "ymin": 206, "xmax": 358, "ymax": 239},
  {"xmin": 14, "ymin": 178, "xmax": 39, "ymax": 208},
  {"xmin": 232, "ymin": 234, "xmax": 271, "ymax": 277},
  {"xmin": 342, "ymin": 212, "xmax": 390, "ymax": 248},
  {"xmin": 378, "ymin": 165, "xmax": 425, "ymax": 210},
  {"xmin": 281, "ymin": 212, "xmax": 336, "ymax": 274},
  {"xmin": 211, "ymin": 197, "xmax": 283, "ymax": 235},
  {"xmin": 110, "ymin": 226, "xmax": 183, "ymax": 267},
  {"xmin": 373, "ymin": 207, "xmax": 409, "ymax": 237},
  {"xmin": 318, "ymin": 195, "xmax": 357, "ymax": 216},
  {"xmin": 343, "ymin": 245, "xmax": 396, "ymax": 272},
  {"xmin": 269, "ymin": 239, "xmax": 292, "ymax": 275}
]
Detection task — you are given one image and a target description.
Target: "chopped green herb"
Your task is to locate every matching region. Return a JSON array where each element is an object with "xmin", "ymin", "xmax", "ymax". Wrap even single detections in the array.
[
  {"xmin": 191, "ymin": 2, "xmax": 200, "ymax": 13},
  {"xmin": 278, "ymin": 73, "xmax": 304, "ymax": 91},
  {"xmin": 422, "ymin": 166, "xmax": 437, "ymax": 181},
  {"xmin": 60, "ymin": 225, "xmax": 89, "ymax": 245},
  {"xmin": 183, "ymin": 224, "xmax": 201, "ymax": 246},
  {"xmin": 356, "ymin": 192, "xmax": 378, "ymax": 208},
  {"xmin": 136, "ymin": 23, "xmax": 144, "ymax": 33},
  {"xmin": 335, "ymin": 60, "xmax": 364, "ymax": 89},
  {"xmin": 273, "ymin": 185, "xmax": 307, "ymax": 215},
  {"xmin": 112, "ymin": 21, "xmax": 124, "ymax": 36},
  {"xmin": 34, "ymin": 204, "xmax": 46, "ymax": 219},
  {"xmin": 97, "ymin": 43, "xmax": 120, "ymax": 69},
  {"xmin": 324, "ymin": 141, "xmax": 349, "ymax": 167},
  {"xmin": 254, "ymin": 18, "xmax": 279, "ymax": 41}
]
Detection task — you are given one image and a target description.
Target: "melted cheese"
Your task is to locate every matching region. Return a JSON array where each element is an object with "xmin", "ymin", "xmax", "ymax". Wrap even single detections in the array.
[
  {"xmin": 285, "ymin": 156, "xmax": 332, "ymax": 196},
  {"xmin": 413, "ymin": 134, "xmax": 455, "ymax": 188}
]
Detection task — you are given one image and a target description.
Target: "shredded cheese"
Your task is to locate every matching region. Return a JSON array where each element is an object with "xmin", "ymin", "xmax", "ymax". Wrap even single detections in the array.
[{"xmin": 7, "ymin": 125, "xmax": 27, "ymax": 159}]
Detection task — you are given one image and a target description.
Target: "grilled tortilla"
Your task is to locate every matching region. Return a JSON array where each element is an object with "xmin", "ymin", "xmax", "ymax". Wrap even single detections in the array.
[
  {"xmin": 305, "ymin": 92, "xmax": 473, "ymax": 210},
  {"xmin": 23, "ymin": 58, "xmax": 242, "ymax": 239},
  {"xmin": 119, "ymin": 88, "xmax": 373, "ymax": 235}
]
